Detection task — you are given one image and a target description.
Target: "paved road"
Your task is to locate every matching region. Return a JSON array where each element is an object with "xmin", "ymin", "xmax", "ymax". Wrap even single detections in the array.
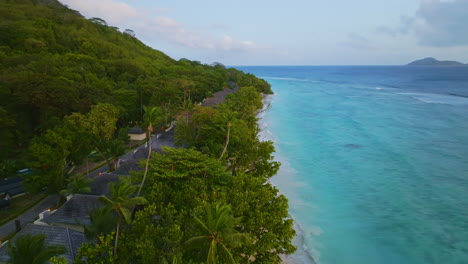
[
  {"xmin": 0, "ymin": 195, "xmax": 58, "ymax": 239},
  {"xmin": 0, "ymin": 127, "xmax": 176, "ymax": 240}
]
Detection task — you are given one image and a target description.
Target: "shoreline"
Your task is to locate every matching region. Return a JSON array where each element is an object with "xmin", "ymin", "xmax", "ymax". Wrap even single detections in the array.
[{"xmin": 258, "ymin": 95, "xmax": 317, "ymax": 264}]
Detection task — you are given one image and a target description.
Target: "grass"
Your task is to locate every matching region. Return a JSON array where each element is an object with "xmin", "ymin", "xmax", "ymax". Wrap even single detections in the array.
[{"xmin": 0, "ymin": 192, "xmax": 47, "ymax": 226}]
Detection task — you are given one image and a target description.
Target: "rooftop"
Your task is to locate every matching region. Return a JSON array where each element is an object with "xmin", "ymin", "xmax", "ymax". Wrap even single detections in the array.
[
  {"xmin": 41, "ymin": 194, "xmax": 101, "ymax": 227},
  {"xmin": 0, "ymin": 224, "xmax": 90, "ymax": 263}
]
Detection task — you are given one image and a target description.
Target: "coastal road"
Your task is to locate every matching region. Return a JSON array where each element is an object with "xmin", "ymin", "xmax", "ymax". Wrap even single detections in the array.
[
  {"xmin": 0, "ymin": 127, "xmax": 176, "ymax": 240},
  {"xmin": 0, "ymin": 195, "xmax": 58, "ymax": 240}
]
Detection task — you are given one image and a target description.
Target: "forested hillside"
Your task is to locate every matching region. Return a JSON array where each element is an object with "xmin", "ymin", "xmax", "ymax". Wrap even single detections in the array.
[{"xmin": 0, "ymin": 0, "xmax": 271, "ymax": 174}]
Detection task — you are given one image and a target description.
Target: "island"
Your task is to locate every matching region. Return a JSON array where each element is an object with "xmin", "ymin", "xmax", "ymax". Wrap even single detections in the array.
[{"xmin": 407, "ymin": 57, "xmax": 467, "ymax": 66}]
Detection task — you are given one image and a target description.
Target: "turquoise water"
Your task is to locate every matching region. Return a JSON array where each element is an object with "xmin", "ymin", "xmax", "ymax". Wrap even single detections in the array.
[{"xmin": 238, "ymin": 66, "xmax": 468, "ymax": 264}]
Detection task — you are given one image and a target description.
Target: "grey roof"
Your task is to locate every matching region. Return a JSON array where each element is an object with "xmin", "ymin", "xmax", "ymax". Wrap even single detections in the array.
[
  {"xmin": 128, "ymin": 127, "xmax": 145, "ymax": 134},
  {"xmin": 201, "ymin": 88, "xmax": 236, "ymax": 107},
  {"xmin": 90, "ymin": 173, "xmax": 120, "ymax": 196},
  {"xmin": 113, "ymin": 159, "xmax": 144, "ymax": 176},
  {"xmin": 0, "ymin": 177, "xmax": 25, "ymax": 196},
  {"xmin": 153, "ymin": 129, "xmax": 176, "ymax": 151},
  {"xmin": 41, "ymin": 194, "xmax": 101, "ymax": 226},
  {"xmin": 0, "ymin": 224, "xmax": 90, "ymax": 263}
]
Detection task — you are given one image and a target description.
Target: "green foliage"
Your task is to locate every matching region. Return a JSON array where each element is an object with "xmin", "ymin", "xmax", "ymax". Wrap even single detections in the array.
[
  {"xmin": 49, "ymin": 256, "xmax": 67, "ymax": 264},
  {"xmin": 7, "ymin": 233, "xmax": 67, "ymax": 264},
  {"xmin": 119, "ymin": 204, "xmax": 184, "ymax": 264},
  {"xmin": 59, "ymin": 175, "xmax": 92, "ymax": 196},
  {"xmin": 25, "ymin": 126, "xmax": 72, "ymax": 193},
  {"xmin": 0, "ymin": 0, "xmax": 270, "ymax": 169},
  {"xmin": 124, "ymin": 147, "xmax": 295, "ymax": 263},
  {"xmin": 84, "ymin": 207, "xmax": 116, "ymax": 240},
  {"xmin": 136, "ymin": 147, "xmax": 230, "ymax": 211},
  {"xmin": 176, "ymin": 86, "xmax": 280, "ymax": 179},
  {"xmin": 227, "ymin": 174, "xmax": 296, "ymax": 263},
  {"xmin": 98, "ymin": 177, "xmax": 148, "ymax": 255},
  {"xmin": 186, "ymin": 203, "xmax": 250, "ymax": 264},
  {"xmin": 75, "ymin": 234, "xmax": 116, "ymax": 264},
  {"xmin": 137, "ymin": 105, "xmax": 164, "ymax": 196},
  {"xmin": 0, "ymin": 0, "xmax": 294, "ymax": 262}
]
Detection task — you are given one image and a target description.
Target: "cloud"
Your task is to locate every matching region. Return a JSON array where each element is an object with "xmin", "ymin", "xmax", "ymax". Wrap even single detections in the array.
[
  {"xmin": 380, "ymin": 0, "xmax": 468, "ymax": 47},
  {"xmin": 60, "ymin": 0, "xmax": 260, "ymax": 53}
]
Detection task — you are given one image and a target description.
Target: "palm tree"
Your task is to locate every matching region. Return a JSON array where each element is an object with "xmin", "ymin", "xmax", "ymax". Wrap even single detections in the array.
[
  {"xmin": 7, "ymin": 234, "xmax": 66, "ymax": 264},
  {"xmin": 186, "ymin": 203, "xmax": 249, "ymax": 264},
  {"xmin": 104, "ymin": 139, "xmax": 126, "ymax": 171},
  {"xmin": 137, "ymin": 106, "xmax": 161, "ymax": 196},
  {"xmin": 59, "ymin": 175, "xmax": 92, "ymax": 196},
  {"xmin": 98, "ymin": 178, "xmax": 148, "ymax": 256},
  {"xmin": 84, "ymin": 207, "xmax": 116, "ymax": 241}
]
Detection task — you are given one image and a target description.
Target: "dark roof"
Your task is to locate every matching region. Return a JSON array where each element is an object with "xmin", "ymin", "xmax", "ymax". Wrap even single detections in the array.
[
  {"xmin": 41, "ymin": 194, "xmax": 101, "ymax": 226},
  {"xmin": 128, "ymin": 127, "xmax": 145, "ymax": 134},
  {"xmin": 6, "ymin": 186, "xmax": 25, "ymax": 197},
  {"xmin": 113, "ymin": 159, "xmax": 143, "ymax": 176},
  {"xmin": 0, "ymin": 224, "xmax": 90, "ymax": 263},
  {"xmin": 201, "ymin": 88, "xmax": 236, "ymax": 107},
  {"xmin": 132, "ymin": 148, "xmax": 149, "ymax": 160},
  {"xmin": 153, "ymin": 129, "xmax": 176, "ymax": 151},
  {"xmin": 90, "ymin": 173, "xmax": 120, "ymax": 196},
  {"xmin": 0, "ymin": 177, "xmax": 22, "ymax": 186},
  {"xmin": 0, "ymin": 177, "xmax": 25, "ymax": 196}
]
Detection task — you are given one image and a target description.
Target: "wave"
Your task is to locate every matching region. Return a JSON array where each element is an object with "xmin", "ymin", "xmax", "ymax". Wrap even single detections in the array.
[
  {"xmin": 258, "ymin": 93, "xmax": 319, "ymax": 264},
  {"xmin": 396, "ymin": 92, "xmax": 468, "ymax": 106},
  {"xmin": 283, "ymin": 219, "xmax": 319, "ymax": 264}
]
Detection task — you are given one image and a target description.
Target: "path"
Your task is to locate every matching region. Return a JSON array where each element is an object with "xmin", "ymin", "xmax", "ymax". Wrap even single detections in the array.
[
  {"xmin": 0, "ymin": 195, "xmax": 58, "ymax": 239},
  {"xmin": 0, "ymin": 125, "xmax": 177, "ymax": 240}
]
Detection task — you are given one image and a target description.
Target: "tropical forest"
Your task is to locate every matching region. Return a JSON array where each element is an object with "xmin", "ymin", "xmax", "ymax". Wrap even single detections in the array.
[{"xmin": 0, "ymin": 0, "xmax": 295, "ymax": 263}]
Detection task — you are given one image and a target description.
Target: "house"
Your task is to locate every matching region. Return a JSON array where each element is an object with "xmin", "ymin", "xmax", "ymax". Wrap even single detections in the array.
[
  {"xmin": 0, "ymin": 224, "xmax": 89, "ymax": 263},
  {"xmin": 36, "ymin": 194, "xmax": 101, "ymax": 231},
  {"xmin": 128, "ymin": 127, "xmax": 146, "ymax": 141},
  {"xmin": 0, "ymin": 177, "xmax": 26, "ymax": 200}
]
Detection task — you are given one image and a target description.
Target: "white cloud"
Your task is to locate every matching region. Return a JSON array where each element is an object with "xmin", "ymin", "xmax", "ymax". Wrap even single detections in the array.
[
  {"xmin": 380, "ymin": 0, "xmax": 468, "ymax": 47},
  {"xmin": 60, "ymin": 0, "xmax": 260, "ymax": 53}
]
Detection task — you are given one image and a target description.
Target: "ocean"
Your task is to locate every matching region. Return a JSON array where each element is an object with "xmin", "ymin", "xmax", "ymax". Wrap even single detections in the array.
[{"xmin": 235, "ymin": 66, "xmax": 468, "ymax": 264}]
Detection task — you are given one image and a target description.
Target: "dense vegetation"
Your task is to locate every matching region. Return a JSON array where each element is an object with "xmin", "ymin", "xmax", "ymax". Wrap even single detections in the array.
[
  {"xmin": 0, "ymin": 0, "xmax": 271, "ymax": 178},
  {"xmin": 0, "ymin": 0, "xmax": 296, "ymax": 263},
  {"xmin": 77, "ymin": 88, "xmax": 296, "ymax": 263}
]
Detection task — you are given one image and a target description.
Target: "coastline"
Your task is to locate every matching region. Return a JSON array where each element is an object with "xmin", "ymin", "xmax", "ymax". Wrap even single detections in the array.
[{"xmin": 258, "ymin": 94, "xmax": 317, "ymax": 264}]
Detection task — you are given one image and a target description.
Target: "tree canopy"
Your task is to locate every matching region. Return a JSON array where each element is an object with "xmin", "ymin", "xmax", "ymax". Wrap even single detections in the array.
[{"xmin": 0, "ymin": 0, "xmax": 272, "ymax": 177}]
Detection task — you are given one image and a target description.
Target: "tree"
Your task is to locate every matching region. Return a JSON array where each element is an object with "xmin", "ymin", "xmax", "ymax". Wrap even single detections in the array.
[
  {"xmin": 186, "ymin": 203, "xmax": 249, "ymax": 264},
  {"xmin": 137, "ymin": 106, "xmax": 162, "ymax": 196},
  {"xmin": 25, "ymin": 127, "xmax": 72, "ymax": 193},
  {"xmin": 84, "ymin": 207, "xmax": 116, "ymax": 241},
  {"xmin": 75, "ymin": 234, "xmax": 115, "ymax": 264},
  {"xmin": 7, "ymin": 234, "xmax": 66, "ymax": 264},
  {"xmin": 66, "ymin": 103, "xmax": 120, "ymax": 171},
  {"xmin": 60, "ymin": 174, "xmax": 92, "ymax": 196},
  {"xmin": 98, "ymin": 178, "xmax": 148, "ymax": 256},
  {"xmin": 123, "ymin": 29, "xmax": 135, "ymax": 37},
  {"xmin": 103, "ymin": 139, "xmax": 126, "ymax": 171},
  {"xmin": 227, "ymin": 173, "xmax": 296, "ymax": 263}
]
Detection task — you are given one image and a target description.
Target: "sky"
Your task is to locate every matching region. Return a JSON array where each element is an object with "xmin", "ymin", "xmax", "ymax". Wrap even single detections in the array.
[{"xmin": 60, "ymin": 0, "xmax": 468, "ymax": 65}]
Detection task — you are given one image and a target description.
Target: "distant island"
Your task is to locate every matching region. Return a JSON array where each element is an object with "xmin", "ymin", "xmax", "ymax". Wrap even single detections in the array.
[{"xmin": 407, "ymin": 57, "xmax": 467, "ymax": 66}]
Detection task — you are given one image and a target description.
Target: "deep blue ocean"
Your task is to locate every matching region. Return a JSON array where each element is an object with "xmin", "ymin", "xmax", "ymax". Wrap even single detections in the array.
[{"xmin": 236, "ymin": 66, "xmax": 468, "ymax": 264}]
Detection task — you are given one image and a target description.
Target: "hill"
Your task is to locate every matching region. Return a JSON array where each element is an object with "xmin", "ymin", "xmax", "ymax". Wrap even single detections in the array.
[
  {"xmin": 407, "ymin": 57, "xmax": 466, "ymax": 66},
  {"xmin": 0, "ymin": 0, "xmax": 271, "ymax": 170}
]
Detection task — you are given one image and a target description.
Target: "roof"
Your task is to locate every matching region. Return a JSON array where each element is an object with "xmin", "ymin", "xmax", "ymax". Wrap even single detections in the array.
[
  {"xmin": 41, "ymin": 194, "xmax": 101, "ymax": 226},
  {"xmin": 90, "ymin": 173, "xmax": 120, "ymax": 196},
  {"xmin": 0, "ymin": 224, "xmax": 90, "ymax": 263},
  {"xmin": 0, "ymin": 177, "xmax": 25, "ymax": 196},
  {"xmin": 201, "ymin": 88, "xmax": 236, "ymax": 107},
  {"xmin": 128, "ymin": 127, "xmax": 145, "ymax": 134}
]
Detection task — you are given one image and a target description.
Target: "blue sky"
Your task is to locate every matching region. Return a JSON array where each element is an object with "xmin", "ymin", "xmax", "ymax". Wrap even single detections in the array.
[{"xmin": 60, "ymin": 0, "xmax": 468, "ymax": 65}]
